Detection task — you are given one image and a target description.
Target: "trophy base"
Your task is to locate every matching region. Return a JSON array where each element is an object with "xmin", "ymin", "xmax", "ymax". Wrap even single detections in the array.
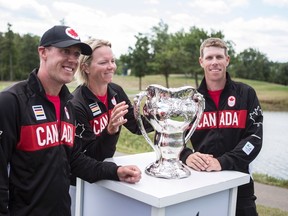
[{"xmin": 145, "ymin": 159, "xmax": 191, "ymax": 179}]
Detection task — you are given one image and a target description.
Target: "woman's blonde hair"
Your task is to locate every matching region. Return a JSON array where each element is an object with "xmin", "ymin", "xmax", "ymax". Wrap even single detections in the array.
[{"xmin": 75, "ymin": 38, "xmax": 112, "ymax": 85}]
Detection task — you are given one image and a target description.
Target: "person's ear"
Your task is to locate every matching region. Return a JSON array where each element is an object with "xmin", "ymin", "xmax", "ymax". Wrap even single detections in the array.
[
  {"xmin": 81, "ymin": 63, "xmax": 89, "ymax": 74},
  {"xmin": 199, "ymin": 57, "xmax": 204, "ymax": 68}
]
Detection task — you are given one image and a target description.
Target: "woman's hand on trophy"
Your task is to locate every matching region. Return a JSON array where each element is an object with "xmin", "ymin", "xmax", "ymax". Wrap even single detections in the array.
[
  {"xmin": 186, "ymin": 152, "xmax": 214, "ymax": 171},
  {"xmin": 107, "ymin": 101, "xmax": 128, "ymax": 134},
  {"xmin": 117, "ymin": 165, "xmax": 142, "ymax": 183}
]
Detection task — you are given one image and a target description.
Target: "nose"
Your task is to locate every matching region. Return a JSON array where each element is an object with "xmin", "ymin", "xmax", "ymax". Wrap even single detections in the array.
[
  {"xmin": 108, "ymin": 61, "xmax": 116, "ymax": 69},
  {"xmin": 67, "ymin": 54, "xmax": 79, "ymax": 63},
  {"xmin": 64, "ymin": 47, "xmax": 81, "ymax": 62},
  {"xmin": 211, "ymin": 57, "xmax": 218, "ymax": 64}
]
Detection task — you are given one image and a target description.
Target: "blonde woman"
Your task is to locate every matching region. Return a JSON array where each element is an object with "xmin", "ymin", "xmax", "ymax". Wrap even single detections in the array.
[
  {"xmin": 72, "ymin": 38, "xmax": 152, "ymax": 161},
  {"xmin": 69, "ymin": 38, "xmax": 152, "ymax": 215}
]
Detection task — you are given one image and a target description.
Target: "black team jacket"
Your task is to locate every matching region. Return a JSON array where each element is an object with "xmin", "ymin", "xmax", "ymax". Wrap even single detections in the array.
[
  {"xmin": 70, "ymin": 83, "xmax": 153, "ymax": 162},
  {"xmin": 180, "ymin": 72, "xmax": 263, "ymax": 198},
  {"xmin": 0, "ymin": 70, "xmax": 120, "ymax": 216}
]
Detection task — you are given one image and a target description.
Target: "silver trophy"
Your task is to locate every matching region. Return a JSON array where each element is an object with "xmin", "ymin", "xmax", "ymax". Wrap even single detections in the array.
[{"xmin": 134, "ymin": 84, "xmax": 205, "ymax": 179}]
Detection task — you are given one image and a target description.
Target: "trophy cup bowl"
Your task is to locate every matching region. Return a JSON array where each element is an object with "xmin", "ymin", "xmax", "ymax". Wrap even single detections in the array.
[{"xmin": 134, "ymin": 84, "xmax": 205, "ymax": 179}]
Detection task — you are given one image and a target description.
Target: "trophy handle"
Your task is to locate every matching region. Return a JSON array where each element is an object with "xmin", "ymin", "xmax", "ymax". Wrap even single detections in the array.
[
  {"xmin": 184, "ymin": 92, "xmax": 205, "ymax": 143},
  {"xmin": 134, "ymin": 91, "xmax": 161, "ymax": 161}
]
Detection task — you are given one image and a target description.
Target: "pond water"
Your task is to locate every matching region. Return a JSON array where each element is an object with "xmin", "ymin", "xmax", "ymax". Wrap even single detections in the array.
[{"xmin": 252, "ymin": 111, "xmax": 288, "ymax": 180}]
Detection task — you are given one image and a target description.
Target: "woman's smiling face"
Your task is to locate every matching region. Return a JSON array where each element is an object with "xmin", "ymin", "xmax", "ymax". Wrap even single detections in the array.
[{"xmin": 86, "ymin": 45, "xmax": 117, "ymax": 85}]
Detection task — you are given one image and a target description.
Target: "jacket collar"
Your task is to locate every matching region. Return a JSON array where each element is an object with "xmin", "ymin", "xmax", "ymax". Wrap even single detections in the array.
[
  {"xmin": 81, "ymin": 84, "xmax": 117, "ymax": 102},
  {"xmin": 198, "ymin": 72, "xmax": 232, "ymax": 95}
]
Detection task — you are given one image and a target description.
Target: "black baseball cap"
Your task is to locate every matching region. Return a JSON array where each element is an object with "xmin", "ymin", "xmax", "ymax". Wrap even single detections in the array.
[{"xmin": 40, "ymin": 25, "xmax": 92, "ymax": 55}]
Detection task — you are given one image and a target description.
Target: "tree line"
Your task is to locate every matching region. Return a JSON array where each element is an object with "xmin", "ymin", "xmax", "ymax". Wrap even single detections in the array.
[
  {"xmin": 0, "ymin": 23, "xmax": 39, "ymax": 81},
  {"xmin": 1, "ymin": 22, "xmax": 288, "ymax": 87}
]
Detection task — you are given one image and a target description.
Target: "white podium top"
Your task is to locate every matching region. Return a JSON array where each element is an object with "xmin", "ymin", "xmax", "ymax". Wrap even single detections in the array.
[{"xmin": 98, "ymin": 152, "xmax": 250, "ymax": 208}]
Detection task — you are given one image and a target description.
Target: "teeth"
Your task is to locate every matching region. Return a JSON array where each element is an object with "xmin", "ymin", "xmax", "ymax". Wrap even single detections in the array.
[{"xmin": 64, "ymin": 67, "xmax": 73, "ymax": 72}]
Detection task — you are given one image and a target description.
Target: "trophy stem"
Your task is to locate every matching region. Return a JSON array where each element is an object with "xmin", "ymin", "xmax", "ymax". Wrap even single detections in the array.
[{"xmin": 145, "ymin": 132, "xmax": 191, "ymax": 179}]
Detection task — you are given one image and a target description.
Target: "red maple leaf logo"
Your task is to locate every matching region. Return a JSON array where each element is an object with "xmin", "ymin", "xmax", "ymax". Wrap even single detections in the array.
[{"xmin": 67, "ymin": 28, "xmax": 78, "ymax": 38}]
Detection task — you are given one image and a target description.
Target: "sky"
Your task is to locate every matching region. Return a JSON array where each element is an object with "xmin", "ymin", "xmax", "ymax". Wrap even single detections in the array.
[{"xmin": 0, "ymin": 0, "xmax": 288, "ymax": 63}]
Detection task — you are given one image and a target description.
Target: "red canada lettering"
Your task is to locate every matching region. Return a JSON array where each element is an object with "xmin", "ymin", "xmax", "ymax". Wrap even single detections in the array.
[
  {"xmin": 219, "ymin": 111, "xmax": 239, "ymax": 127},
  {"xmin": 196, "ymin": 110, "xmax": 247, "ymax": 130},
  {"xmin": 17, "ymin": 121, "xmax": 75, "ymax": 151},
  {"xmin": 198, "ymin": 112, "xmax": 217, "ymax": 128},
  {"xmin": 90, "ymin": 114, "xmax": 109, "ymax": 136},
  {"xmin": 36, "ymin": 124, "xmax": 59, "ymax": 146},
  {"xmin": 60, "ymin": 123, "xmax": 74, "ymax": 144}
]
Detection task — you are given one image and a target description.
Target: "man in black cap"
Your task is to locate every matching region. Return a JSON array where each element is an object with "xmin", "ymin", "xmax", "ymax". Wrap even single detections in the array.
[{"xmin": 0, "ymin": 25, "xmax": 141, "ymax": 216}]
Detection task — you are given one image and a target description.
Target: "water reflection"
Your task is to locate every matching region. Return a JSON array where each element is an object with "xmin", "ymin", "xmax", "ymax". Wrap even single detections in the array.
[{"xmin": 252, "ymin": 111, "xmax": 288, "ymax": 180}]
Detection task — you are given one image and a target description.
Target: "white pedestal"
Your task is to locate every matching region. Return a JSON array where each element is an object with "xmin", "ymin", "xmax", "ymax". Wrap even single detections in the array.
[{"xmin": 75, "ymin": 152, "xmax": 250, "ymax": 216}]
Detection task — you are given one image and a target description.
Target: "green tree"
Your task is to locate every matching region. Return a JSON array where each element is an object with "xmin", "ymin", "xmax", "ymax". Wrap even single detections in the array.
[
  {"xmin": 178, "ymin": 27, "xmax": 208, "ymax": 87},
  {"xmin": 131, "ymin": 33, "xmax": 151, "ymax": 90},
  {"xmin": 15, "ymin": 34, "xmax": 40, "ymax": 80},
  {"xmin": 273, "ymin": 63, "xmax": 288, "ymax": 85},
  {"xmin": 2, "ymin": 22, "xmax": 287, "ymax": 86},
  {"xmin": 234, "ymin": 48, "xmax": 271, "ymax": 81},
  {"xmin": 149, "ymin": 20, "xmax": 172, "ymax": 88},
  {"xmin": 0, "ymin": 24, "xmax": 15, "ymax": 81},
  {"xmin": 119, "ymin": 33, "xmax": 152, "ymax": 90},
  {"xmin": 7, "ymin": 23, "xmax": 14, "ymax": 81},
  {"xmin": 0, "ymin": 32, "xmax": 5, "ymax": 80}
]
